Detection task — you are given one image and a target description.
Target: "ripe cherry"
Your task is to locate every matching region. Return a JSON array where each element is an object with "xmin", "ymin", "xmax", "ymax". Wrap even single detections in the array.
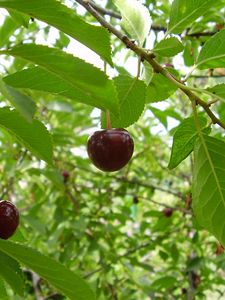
[
  {"xmin": 133, "ymin": 196, "xmax": 139, "ymax": 204},
  {"xmin": 0, "ymin": 200, "xmax": 19, "ymax": 239},
  {"xmin": 215, "ymin": 243, "xmax": 224, "ymax": 255},
  {"xmin": 62, "ymin": 170, "xmax": 70, "ymax": 183},
  {"xmin": 163, "ymin": 207, "xmax": 173, "ymax": 217},
  {"xmin": 87, "ymin": 128, "xmax": 134, "ymax": 172},
  {"xmin": 165, "ymin": 63, "xmax": 174, "ymax": 68}
]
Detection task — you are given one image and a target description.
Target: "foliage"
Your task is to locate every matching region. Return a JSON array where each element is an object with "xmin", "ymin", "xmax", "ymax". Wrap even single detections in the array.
[{"xmin": 0, "ymin": 0, "xmax": 224, "ymax": 299}]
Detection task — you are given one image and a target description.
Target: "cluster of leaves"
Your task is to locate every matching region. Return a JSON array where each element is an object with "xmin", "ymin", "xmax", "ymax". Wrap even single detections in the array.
[{"xmin": 0, "ymin": 0, "xmax": 224, "ymax": 299}]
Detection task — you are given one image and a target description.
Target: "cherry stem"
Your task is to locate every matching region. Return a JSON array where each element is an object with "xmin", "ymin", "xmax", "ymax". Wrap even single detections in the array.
[
  {"xmin": 136, "ymin": 57, "xmax": 141, "ymax": 79},
  {"xmin": 106, "ymin": 110, "xmax": 112, "ymax": 129}
]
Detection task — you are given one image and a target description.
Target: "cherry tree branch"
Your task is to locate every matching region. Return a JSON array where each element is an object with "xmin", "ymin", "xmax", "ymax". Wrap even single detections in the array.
[
  {"xmin": 87, "ymin": 1, "xmax": 217, "ymax": 37},
  {"xmin": 66, "ymin": 162, "xmax": 184, "ymax": 200},
  {"xmin": 89, "ymin": 0, "xmax": 121, "ymax": 19},
  {"xmin": 187, "ymin": 75, "xmax": 225, "ymax": 78},
  {"xmin": 75, "ymin": 0, "xmax": 125, "ymax": 40},
  {"xmin": 75, "ymin": 0, "xmax": 225, "ymax": 130},
  {"xmin": 186, "ymin": 31, "xmax": 217, "ymax": 37}
]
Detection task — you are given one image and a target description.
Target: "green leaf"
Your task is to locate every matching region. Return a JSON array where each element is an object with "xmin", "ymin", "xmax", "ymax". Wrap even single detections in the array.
[
  {"xmin": 0, "ymin": 239, "xmax": 96, "ymax": 300},
  {"xmin": 217, "ymin": 103, "xmax": 225, "ymax": 123},
  {"xmin": 109, "ymin": 76, "xmax": 146, "ymax": 127},
  {"xmin": 43, "ymin": 168, "xmax": 65, "ymax": 190},
  {"xmin": 0, "ymin": 79, "xmax": 36, "ymax": 122},
  {"xmin": 0, "ymin": 108, "xmax": 53, "ymax": 164},
  {"xmin": 1, "ymin": 45, "xmax": 119, "ymax": 114},
  {"xmin": 5, "ymin": 86, "xmax": 36, "ymax": 122},
  {"xmin": 8, "ymin": 10, "xmax": 30, "ymax": 27},
  {"xmin": 183, "ymin": 39, "xmax": 199, "ymax": 67},
  {"xmin": 0, "ymin": 277, "xmax": 8, "ymax": 300},
  {"xmin": 0, "ymin": 16, "xmax": 18, "ymax": 48},
  {"xmin": 0, "ymin": 251, "xmax": 24, "ymax": 297},
  {"xmin": 146, "ymin": 71, "xmax": 178, "ymax": 103},
  {"xmin": 23, "ymin": 215, "xmax": 46, "ymax": 235},
  {"xmin": 165, "ymin": 108, "xmax": 183, "ymax": 121},
  {"xmin": 153, "ymin": 37, "xmax": 184, "ymax": 57},
  {"xmin": 168, "ymin": 0, "xmax": 215, "ymax": 34},
  {"xmin": 143, "ymin": 62, "xmax": 153, "ymax": 86},
  {"xmin": 151, "ymin": 276, "xmax": 176, "ymax": 290},
  {"xmin": 168, "ymin": 116, "xmax": 208, "ymax": 169},
  {"xmin": 3, "ymin": 67, "xmax": 118, "ymax": 114},
  {"xmin": 193, "ymin": 135, "xmax": 225, "ymax": 246},
  {"xmin": 113, "ymin": 0, "xmax": 151, "ymax": 46},
  {"xmin": 0, "ymin": 0, "xmax": 113, "ymax": 65},
  {"xmin": 187, "ymin": 256, "xmax": 204, "ymax": 271},
  {"xmin": 207, "ymin": 84, "xmax": 225, "ymax": 102},
  {"xmin": 149, "ymin": 106, "xmax": 168, "ymax": 128},
  {"xmin": 197, "ymin": 29, "xmax": 225, "ymax": 69}
]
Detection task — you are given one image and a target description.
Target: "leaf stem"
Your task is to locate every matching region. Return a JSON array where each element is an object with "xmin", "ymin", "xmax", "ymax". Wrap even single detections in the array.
[
  {"xmin": 183, "ymin": 65, "xmax": 196, "ymax": 82},
  {"xmin": 136, "ymin": 57, "xmax": 141, "ymax": 79},
  {"xmin": 106, "ymin": 110, "xmax": 112, "ymax": 129}
]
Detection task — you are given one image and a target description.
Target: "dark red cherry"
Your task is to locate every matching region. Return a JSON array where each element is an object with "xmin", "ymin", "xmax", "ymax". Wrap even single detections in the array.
[
  {"xmin": 215, "ymin": 243, "xmax": 224, "ymax": 255},
  {"xmin": 0, "ymin": 200, "xmax": 19, "ymax": 239},
  {"xmin": 163, "ymin": 207, "xmax": 173, "ymax": 218},
  {"xmin": 133, "ymin": 196, "xmax": 139, "ymax": 204},
  {"xmin": 62, "ymin": 170, "xmax": 70, "ymax": 183},
  {"xmin": 87, "ymin": 128, "xmax": 134, "ymax": 172},
  {"xmin": 165, "ymin": 63, "xmax": 174, "ymax": 68}
]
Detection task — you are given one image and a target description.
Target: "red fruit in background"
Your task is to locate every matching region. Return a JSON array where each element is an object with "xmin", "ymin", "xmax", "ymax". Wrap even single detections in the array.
[
  {"xmin": 133, "ymin": 196, "xmax": 139, "ymax": 204},
  {"xmin": 62, "ymin": 170, "xmax": 70, "ymax": 183},
  {"xmin": 215, "ymin": 243, "xmax": 224, "ymax": 255},
  {"xmin": 191, "ymin": 272, "xmax": 201, "ymax": 289},
  {"xmin": 0, "ymin": 200, "xmax": 19, "ymax": 239},
  {"xmin": 163, "ymin": 207, "xmax": 173, "ymax": 217},
  {"xmin": 216, "ymin": 24, "xmax": 224, "ymax": 31},
  {"xmin": 87, "ymin": 128, "xmax": 134, "ymax": 172},
  {"xmin": 165, "ymin": 63, "xmax": 174, "ymax": 68}
]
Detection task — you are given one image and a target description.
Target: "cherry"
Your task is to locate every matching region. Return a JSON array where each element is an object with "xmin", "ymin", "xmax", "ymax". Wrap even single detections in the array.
[
  {"xmin": 133, "ymin": 195, "xmax": 139, "ymax": 204},
  {"xmin": 163, "ymin": 207, "xmax": 173, "ymax": 217},
  {"xmin": 87, "ymin": 128, "xmax": 134, "ymax": 172},
  {"xmin": 181, "ymin": 288, "xmax": 187, "ymax": 295},
  {"xmin": 216, "ymin": 24, "xmax": 224, "ymax": 31},
  {"xmin": 215, "ymin": 243, "xmax": 224, "ymax": 255},
  {"xmin": 62, "ymin": 170, "xmax": 70, "ymax": 183},
  {"xmin": 0, "ymin": 200, "xmax": 19, "ymax": 239},
  {"xmin": 165, "ymin": 63, "xmax": 174, "ymax": 68},
  {"xmin": 191, "ymin": 272, "xmax": 201, "ymax": 289}
]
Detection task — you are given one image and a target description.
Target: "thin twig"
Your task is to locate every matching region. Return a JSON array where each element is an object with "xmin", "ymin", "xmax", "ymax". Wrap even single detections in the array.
[
  {"xmin": 83, "ymin": 267, "xmax": 103, "ymax": 279},
  {"xmin": 88, "ymin": 1, "xmax": 218, "ymax": 37},
  {"xmin": 75, "ymin": 0, "xmax": 124, "ymax": 40},
  {"xmin": 65, "ymin": 187, "xmax": 79, "ymax": 211},
  {"xmin": 118, "ymin": 177, "xmax": 184, "ymax": 199},
  {"xmin": 89, "ymin": 0, "xmax": 121, "ymax": 19},
  {"xmin": 83, "ymin": 228, "xmax": 183, "ymax": 279},
  {"xmin": 66, "ymin": 162, "xmax": 184, "ymax": 199},
  {"xmin": 188, "ymin": 75, "xmax": 225, "ymax": 78},
  {"xmin": 186, "ymin": 31, "xmax": 217, "ymax": 37}
]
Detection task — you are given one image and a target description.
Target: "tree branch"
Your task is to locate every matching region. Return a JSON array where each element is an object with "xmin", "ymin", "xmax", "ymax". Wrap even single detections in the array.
[
  {"xmin": 66, "ymin": 163, "xmax": 184, "ymax": 200},
  {"xmin": 75, "ymin": 0, "xmax": 124, "ymax": 40},
  {"xmin": 83, "ymin": 228, "xmax": 183, "ymax": 280},
  {"xmin": 188, "ymin": 75, "xmax": 225, "ymax": 78},
  {"xmin": 186, "ymin": 31, "xmax": 217, "ymax": 37},
  {"xmin": 75, "ymin": 0, "xmax": 225, "ymax": 130},
  {"xmin": 88, "ymin": 1, "xmax": 217, "ymax": 37},
  {"xmin": 89, "ymin": 0, "xmax": 121, "ymax": 19}
]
